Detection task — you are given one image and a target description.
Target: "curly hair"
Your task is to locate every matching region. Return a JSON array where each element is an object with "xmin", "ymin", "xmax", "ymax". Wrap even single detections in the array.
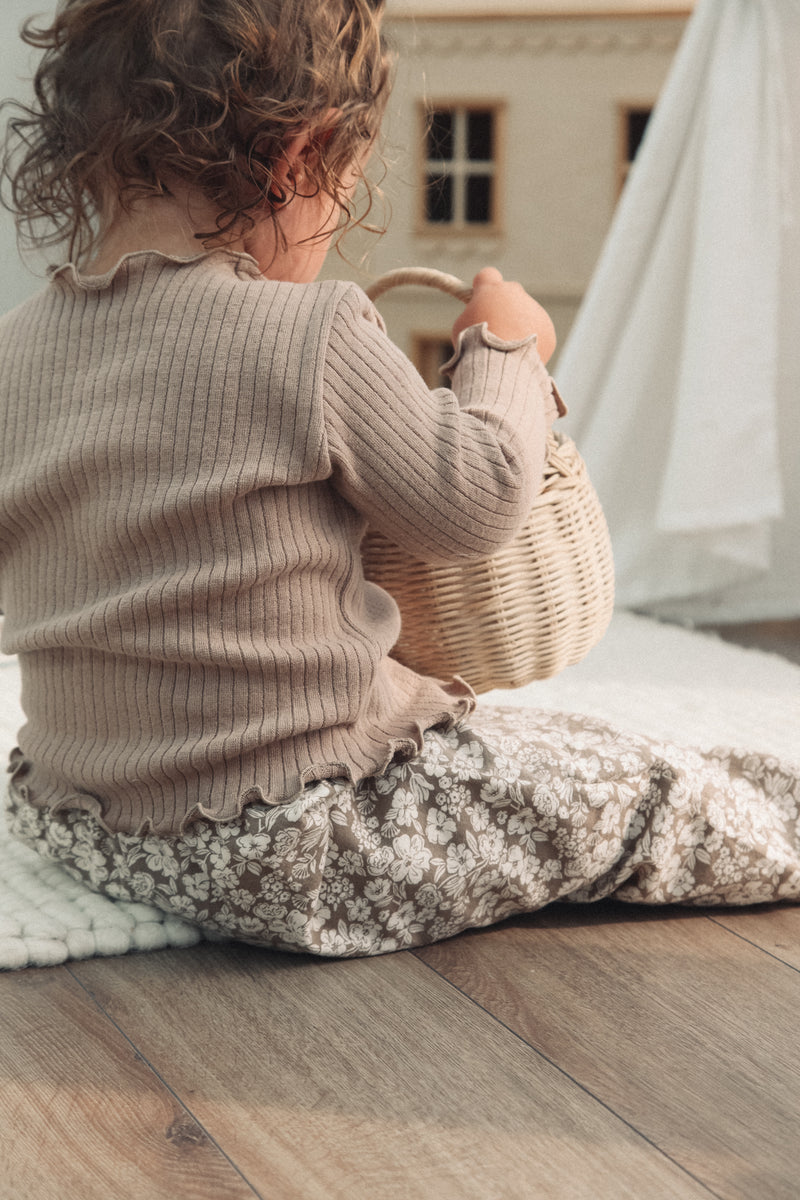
[{"xmin": 1, "ymin": 0, "xmax": 392, "ymax": 263}]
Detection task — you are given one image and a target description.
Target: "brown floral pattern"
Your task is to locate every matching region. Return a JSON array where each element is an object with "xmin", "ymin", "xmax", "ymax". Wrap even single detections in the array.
[{"xmin": 6, "ymin": 706, "xmax": 800, "ymax": 957}]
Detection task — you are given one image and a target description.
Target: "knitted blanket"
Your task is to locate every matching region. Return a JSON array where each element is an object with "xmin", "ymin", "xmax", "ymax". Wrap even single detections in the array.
[{"xmin": 2, "ymin": 612, "xmax": 798, "ymax": 970}]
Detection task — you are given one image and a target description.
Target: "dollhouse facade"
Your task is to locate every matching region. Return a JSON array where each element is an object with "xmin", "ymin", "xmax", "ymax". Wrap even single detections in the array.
[{"xmin": 326, "ymin": 1, "xmax": 693, "ymax": 379}]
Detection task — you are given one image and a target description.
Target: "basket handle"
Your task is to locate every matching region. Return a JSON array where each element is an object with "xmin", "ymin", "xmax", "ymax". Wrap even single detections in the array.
[{"xmin": 365, "ymin": 267, "xmax": 473, "ymax": 305}]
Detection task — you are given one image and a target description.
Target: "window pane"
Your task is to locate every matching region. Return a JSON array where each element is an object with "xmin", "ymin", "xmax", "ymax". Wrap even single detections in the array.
[
  {"xmin": 466, "ymin": 111, "xmax": 494, "ymax": 162},
  {"xmin": 626, "ymin": 109, "xmax": 651, "ymax": 162},
  {"xmin": 416, "ymin": 337, "xmax": 454, "ymax": 389},
  {"xmin": 465, "ymin": 174, "xmax": 492, "ymax": 224},
  {"xmin": 425, "ymin": 174, "xmax": 453, "ymax": 223},
  {"xmin": 427, "ymin": 110, "xmax": 454, "ymax": 161}
]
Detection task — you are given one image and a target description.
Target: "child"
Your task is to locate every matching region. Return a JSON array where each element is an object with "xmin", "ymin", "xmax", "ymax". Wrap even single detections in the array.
[{"xmin": 0, "ymin": 0, "xmax": 797, "ymax": 957}]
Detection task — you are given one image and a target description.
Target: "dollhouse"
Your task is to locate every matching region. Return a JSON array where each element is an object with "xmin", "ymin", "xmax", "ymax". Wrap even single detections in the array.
[{"xmin": 327, "ymin": 0, "xmax": 693, "ymax": 379}]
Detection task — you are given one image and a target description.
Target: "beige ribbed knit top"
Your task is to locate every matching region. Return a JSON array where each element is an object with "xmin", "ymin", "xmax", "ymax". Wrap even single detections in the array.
[{"xmin": 0, "ymin": 249, "xmax": 561, "ymax": 834}]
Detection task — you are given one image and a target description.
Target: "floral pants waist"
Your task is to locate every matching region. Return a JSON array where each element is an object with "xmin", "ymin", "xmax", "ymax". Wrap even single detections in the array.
[{"xmin": 6, "ymin": 706, "xmax": 800, "ymax": 957}]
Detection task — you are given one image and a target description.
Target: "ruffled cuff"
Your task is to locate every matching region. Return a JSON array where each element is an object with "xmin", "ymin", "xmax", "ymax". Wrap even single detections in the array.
[
  {"xmin": 441, "ymin": 321, "xmax": 567, "ymax": 418},
  {"xmin": 440, "ymin": 321, "xmax": 537, "ymax": 376}
]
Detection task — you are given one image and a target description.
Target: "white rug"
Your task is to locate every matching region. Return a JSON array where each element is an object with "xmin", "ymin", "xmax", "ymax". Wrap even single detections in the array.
[{"xmin": 2, "ymin": 611, "xmax": 798, "ymax": 971}]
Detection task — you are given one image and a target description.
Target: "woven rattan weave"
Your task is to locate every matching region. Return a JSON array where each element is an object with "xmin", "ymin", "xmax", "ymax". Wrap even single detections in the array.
[{"xmin": 360, "ymin": 268, "xmax": 614, "ymax": 692}]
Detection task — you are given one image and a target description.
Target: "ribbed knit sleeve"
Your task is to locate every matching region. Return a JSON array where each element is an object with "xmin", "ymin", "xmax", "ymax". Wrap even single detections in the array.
[{"xmin": 322, "ymin": 286, "xmax": 561, "ymax": 563}]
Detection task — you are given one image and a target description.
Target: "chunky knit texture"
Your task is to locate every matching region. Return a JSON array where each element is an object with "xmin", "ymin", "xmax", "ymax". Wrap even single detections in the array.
[{"xmin": 0, "ymin": 250, "xmax": 560, "ymax": 834}]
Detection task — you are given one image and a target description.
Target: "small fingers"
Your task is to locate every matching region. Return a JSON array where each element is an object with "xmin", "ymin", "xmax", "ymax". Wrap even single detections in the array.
[{"xmin": 472, "ymin": 266, "xmax": 504, "ymax": 288}]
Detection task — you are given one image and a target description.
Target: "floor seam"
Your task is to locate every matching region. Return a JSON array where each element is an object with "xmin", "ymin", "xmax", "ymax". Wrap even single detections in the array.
[
  {"xmin": 704, "ymin": 913, "xmax": 800, "ymax": 974},
  {"xmin": 65, "ymin": 962, "xmax": 264, "ymax": 1200},
  {"xmin": 411, "ymin": 950, "xmax": 724, "ymax": 1200}
]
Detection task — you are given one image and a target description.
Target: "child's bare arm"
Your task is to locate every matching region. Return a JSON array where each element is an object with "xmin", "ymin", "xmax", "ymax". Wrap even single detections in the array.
[{"xmin": 451, "ymin": 267, "xmax": 556, "ymax": 364}]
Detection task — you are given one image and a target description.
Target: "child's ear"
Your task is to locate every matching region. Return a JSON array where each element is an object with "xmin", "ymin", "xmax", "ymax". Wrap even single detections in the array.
[
  {"xmin": 280, "ymin": 131, "xmax": 314, "ymax": 177},
  {"xmin": 276, "ymin": 110, "xmax": 341, "ymax": 186}
]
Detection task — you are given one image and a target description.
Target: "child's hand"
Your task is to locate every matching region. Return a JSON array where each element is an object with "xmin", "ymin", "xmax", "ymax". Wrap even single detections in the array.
[{"xmin": 451, "ymin": 267, "xmax": 556, "ymax": 365}]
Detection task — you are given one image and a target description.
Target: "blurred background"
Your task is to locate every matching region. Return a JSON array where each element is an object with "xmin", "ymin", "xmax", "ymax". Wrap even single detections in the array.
[{"xmin": 325, "ymin": 0, "xmax": 691, "ymax": 375}]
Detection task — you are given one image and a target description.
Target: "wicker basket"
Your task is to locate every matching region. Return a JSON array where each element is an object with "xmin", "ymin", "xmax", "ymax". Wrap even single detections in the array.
[{"xmin": 360, "ymin": 268, "xmax": 615, "ymax": 693}]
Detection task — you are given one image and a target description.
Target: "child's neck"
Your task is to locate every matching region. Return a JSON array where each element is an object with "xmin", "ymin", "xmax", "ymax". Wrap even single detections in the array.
[
  {"xmin": 86, "ymin": 187, "xmax": 249, "ymax": 276},
  {"xmin": 86, "ymin": 180, "xmax": 334, "ymax": 284}
]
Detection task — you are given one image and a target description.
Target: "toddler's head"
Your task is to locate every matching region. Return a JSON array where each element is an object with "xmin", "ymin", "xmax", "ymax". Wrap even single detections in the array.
[{"xmin": 4, "ymin": 0, "xmax": 391, "ymax": 261}]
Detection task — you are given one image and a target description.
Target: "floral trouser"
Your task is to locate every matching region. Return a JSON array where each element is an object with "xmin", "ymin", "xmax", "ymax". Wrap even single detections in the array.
[{"xmin": 6, "ymin": 706, "xmax": 800, "ymax": 957}]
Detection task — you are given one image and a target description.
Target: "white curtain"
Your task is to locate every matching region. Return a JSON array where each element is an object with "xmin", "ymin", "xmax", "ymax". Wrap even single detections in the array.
[{"xmin": 557, "ymin": 0, "xmax": 800, "ymax": 623}]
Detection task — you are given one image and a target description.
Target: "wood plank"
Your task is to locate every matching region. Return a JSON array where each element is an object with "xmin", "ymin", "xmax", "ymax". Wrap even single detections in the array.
[
  {"xmin": 0, "ymin": 963, "xmax": 258, "ymax": 1200},
  {"xmin": 415, "ymin": 903, "xmax": 800, "ymax": 1200},
  {"xmin": 707, "ymin": 905, "xmax": 800, "ymax": 971},
  {"xmin": 71, "ymin": 943, "xmax": 712, "ymax": 1200}
]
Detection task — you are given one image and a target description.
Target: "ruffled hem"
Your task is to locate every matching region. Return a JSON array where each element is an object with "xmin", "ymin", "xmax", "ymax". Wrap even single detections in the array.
[
  {"xmin": 6, "ymin": 673, "xmax": 476, "ymax": 838},
  {"xmin": 8, "ymin": 747, "xmax": 109, "ymax": 828}
]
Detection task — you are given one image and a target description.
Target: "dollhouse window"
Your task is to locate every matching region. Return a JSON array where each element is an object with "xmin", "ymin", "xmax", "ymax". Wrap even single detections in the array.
[
  {"xmin": 413, "ymin": 333, "xmax": 453, "ymax": 388},
  {"xmin": 618, "ymin": 105, "xmax": 653, "ymax": 191},
  {"xmin": 421, "ymin": 105, "xmax": 502, "ymax": 230}
]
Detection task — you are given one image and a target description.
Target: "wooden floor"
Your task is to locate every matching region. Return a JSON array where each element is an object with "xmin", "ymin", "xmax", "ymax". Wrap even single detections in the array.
[{"xmin": 3, "ymin": 621, "xmax": 800, "ymax": 1200}]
